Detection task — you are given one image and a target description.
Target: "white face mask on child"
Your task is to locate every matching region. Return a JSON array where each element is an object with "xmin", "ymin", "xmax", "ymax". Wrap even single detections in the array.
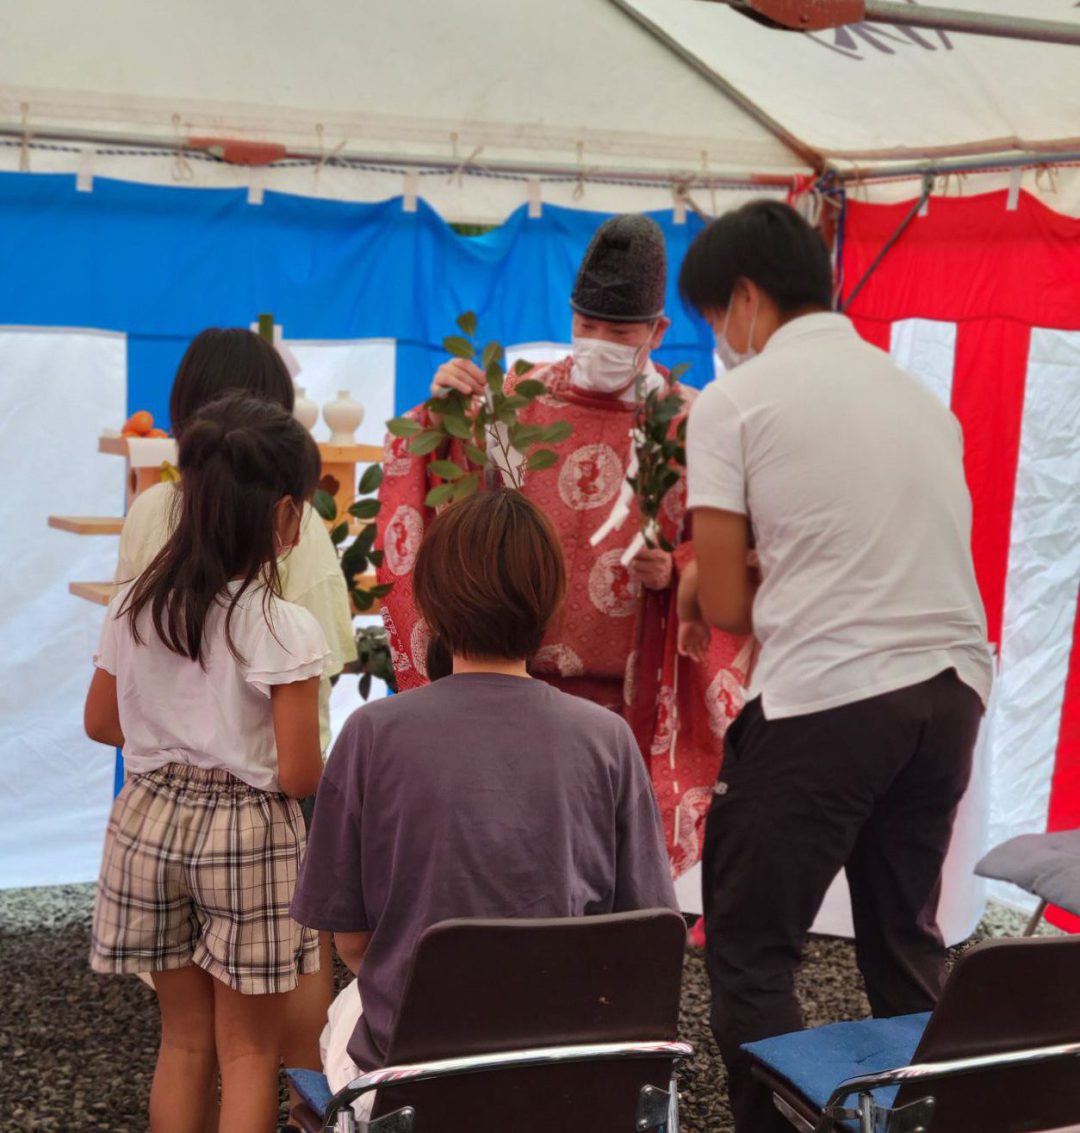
[
  {"xmin": 572, "ymin": 336, "xmax": 651, "ymax": 396},
  {"xmin": 274, "ymin": 500, "xmax": 303, "ymax": 557}
]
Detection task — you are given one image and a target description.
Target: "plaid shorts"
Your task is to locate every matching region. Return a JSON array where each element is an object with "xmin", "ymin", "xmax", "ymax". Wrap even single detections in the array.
[{"xmin": 91, "ymin": 763, "xmax": 319, "ymax": 995}]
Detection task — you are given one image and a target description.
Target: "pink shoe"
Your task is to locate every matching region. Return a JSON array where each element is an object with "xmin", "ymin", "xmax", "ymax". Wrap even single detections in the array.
[{"xmin": 688, "ymin": 916, "xmax": 706, "ymax": 949}]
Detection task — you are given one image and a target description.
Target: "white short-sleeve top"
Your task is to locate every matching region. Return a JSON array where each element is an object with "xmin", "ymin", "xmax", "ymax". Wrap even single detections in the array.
[
  {"xmin": 687, "ymin": 313, "xmax": 993, "ymax": 720},
  {"xmin": 96, "ymin": 582, "xmax": 331, "ymax": 791}
]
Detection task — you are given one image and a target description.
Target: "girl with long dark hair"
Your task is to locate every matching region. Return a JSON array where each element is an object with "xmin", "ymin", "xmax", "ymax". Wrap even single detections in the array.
[
  {"xmin": 116, "ymin": 327, "xmax": 355, "ymax": 1095},
  {"xmin": 86, "ymin": 394, "xmax": 330, "ymax": 1132}
]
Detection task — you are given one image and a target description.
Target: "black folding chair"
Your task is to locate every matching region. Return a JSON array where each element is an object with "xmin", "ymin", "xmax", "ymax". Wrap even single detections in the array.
[
  {"xmin": 288, "ymin": 908, "xmax": 691, "ymax": 1132},
  {"xmin": 743, "ymin": 935, "xmax": 1080, "ymax": 1132}
]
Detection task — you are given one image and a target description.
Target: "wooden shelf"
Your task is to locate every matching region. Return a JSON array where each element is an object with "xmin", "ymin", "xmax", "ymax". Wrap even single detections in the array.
[
  {"xmin": 321, "ymin": 442, "xmax": 382, "ymax": 463},
  {"xmin": 100, "ymin": 435, "xmax": 382, "ymax": 464},
  {"xmin": 98, "ymin": 434, "xmax": 129, "ymax": 456},
  {"xmin": 70, "ymin": 581, "xmax": 114, "ymax": 606},
  {"xmin": 49, "ymin": 516, "xmax": 124, "ymax": 535}
]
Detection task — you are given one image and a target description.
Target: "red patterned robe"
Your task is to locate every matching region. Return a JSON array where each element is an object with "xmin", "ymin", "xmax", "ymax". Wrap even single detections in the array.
[{"xmin": 377, "ymin": 357, "xmax": 754, "ymax": 878}]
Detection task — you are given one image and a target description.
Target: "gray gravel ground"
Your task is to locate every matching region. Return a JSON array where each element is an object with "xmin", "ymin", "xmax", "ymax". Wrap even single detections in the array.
[{"xmin": 0, "ymin": 885, "xmax": 1054, "ymax": 1132}]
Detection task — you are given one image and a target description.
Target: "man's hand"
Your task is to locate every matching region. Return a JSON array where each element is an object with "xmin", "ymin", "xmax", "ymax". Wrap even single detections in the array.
[
  {"xmin": 431, "ymin": 359, "xmax": 487, "ymax": 399},
  {"xmin": 678, "ymin": 619, "xmax": 711, "ymax": 663},
  {"xmin": 628, "ymin": 547, "xmax": 673, "ymax": 591}
]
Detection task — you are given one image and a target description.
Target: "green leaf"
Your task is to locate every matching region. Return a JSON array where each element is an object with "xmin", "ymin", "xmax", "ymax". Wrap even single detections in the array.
[
  {"xmin": 443, "ymin": 335, "xmax": 476, "ymax": 360},
  {"xmin": 368, "ymin": 583, "xmax": 395, "ymax": 598},
  {"xmin": 353, "ymin": 523, "xmax": 378, "ymax": 553},
  {"xmin": 508, "ymin": 423, "xmax": 545, "ymax": 452},
  {"xmin": 341, "ymin": 541, "xmax": 369, "ymax": 576},
  {"xmin": 539, "ymin": 421, "xmax": 573, "ymax": 445},
  {"xmin": 658, "ymin": 534, "xmax": 675, "ymax": 553},
  {"xmin": 353, "ymin": 590, "xmax": 375, "ymax": 612},
  {"xmin": 452, "ymin": 472, "xmax": 480, "ymax": 500},
  {"xmin": 368, "ymin": 549, "xmax": 385, "ymax": 568},
  {"xmin": 526, "ymin": 448, "xmax": 558, "ymax": 471},
  {"xmin": 486, "ymin": 361, "xmax": 504, "ymax": 394},
  {"xmin": 499, "ymin": 394, "xmax": 529, "ymax": 411},
  {"xmin": 443, "ymin": 415, "xmax": 473, "ymax": 441},
  {"xmin": 482, "ymin": 341, "xmax": 504, "ymax": 369},
  {"xmin": 359, "ymin": 673, "xmax": 373, "ymax": 701},
  {"xmin": 456, "ymin": 310, "xmax": 478, "ymax": 337},
  {"xmin": 409, "ymin": 430, "xmax": 445, "ymax": 456},
  {"xmin": 349, "ymin": 498, "xmax": 381, "ymax": 520},
  {"xmin": 513, "ymin": 359, "xmax": 535, "ymax": 375},
  {"xmin": 429, "ymin": 390, "xmax": 468, "ymax": 418},
  {"xmin": 514, "ymin": 379, "xmax": 546, "ymax": 400},
  {"xmin": 386, "ymin": 416, "xmax": 423, "ymax": 438},
  {"xmin": 312, "ymin": 489, "xmax": 338, "ymax": 522},
  {"xmin": 464, "ymin": 443, "xmax": 487, "ymax": 466},
  {"xmin": 428, "ymin": 459, "xmax": 465, "ymax": 481},
  {"xmin": 358, "ymin": 463, "xmax": 383, "ymax": 494},
  {"xmin": 669, "ymin": 362, "xmax": 691, "ymax": 383},
  {"xmin": 425, "ymin": 483, "xmax": 457, "ymax": 507},
  {"xmin": 330, "ymin": 522, "xmax": 349, "ymax": 546},
  {"xmin": 676, "ymin": 419, "xmax": 688, "ymax": 442}
]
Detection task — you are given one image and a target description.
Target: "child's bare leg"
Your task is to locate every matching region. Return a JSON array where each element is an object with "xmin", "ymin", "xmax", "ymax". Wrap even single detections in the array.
[
  {"xmin": 213, "ymin": 978, "xmax": 287, "ymax": 1133},
  {"xmin": 281, "ymin": 932, "xmax": 334, "ymax": 1113},
  {"xmin": 150, "ymin": 967, "xmax": 216, "ymax": 1133}
]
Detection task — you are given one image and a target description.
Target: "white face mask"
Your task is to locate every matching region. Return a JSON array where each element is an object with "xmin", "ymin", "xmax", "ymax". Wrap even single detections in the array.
[
  {"xmin": 572, "ymin": 335, "xmax": 651, "ymax": 395},
  {"xmin": 715, "ymin": 303, "xmax": 758, "ymax": 371},
  {"xmin": 274, "ymin": 499, "xmax": 303, "ymax": 557}
]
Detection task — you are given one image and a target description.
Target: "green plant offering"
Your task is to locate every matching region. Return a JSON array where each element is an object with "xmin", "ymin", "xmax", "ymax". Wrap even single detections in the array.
[
  {"xmin": 627, "ymin": 363, "xmax": 691, "ymax": 554},
  {"xmin": 314, "ymin": 462, "xmax": 392, "ymax": 613},
  {"xmin": 386, "ymin": 312, "xmax": 573, "ymax": 506}
]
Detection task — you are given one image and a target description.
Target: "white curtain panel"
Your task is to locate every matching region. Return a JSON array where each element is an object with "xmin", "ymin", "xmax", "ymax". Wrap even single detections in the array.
[{"xmin": 0, "ymin": 328, "xmax": 126, "ymax": 888}]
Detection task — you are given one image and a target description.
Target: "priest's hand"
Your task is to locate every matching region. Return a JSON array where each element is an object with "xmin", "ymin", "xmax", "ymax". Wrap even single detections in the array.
[
  {"xmin": 629, "ymin": 547, "xmax": 673, "ymax": 590},
  {"xmin": 432, "ymin": 359, "xmax": 487, "ymax": 398},
  {"xmin": 678, "ymin": 619, "xmax": 711, "ymax": 663}
]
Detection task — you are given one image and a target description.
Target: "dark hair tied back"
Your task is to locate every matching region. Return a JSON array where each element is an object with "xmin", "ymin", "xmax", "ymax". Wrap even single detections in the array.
[{"xmin": 122, "ymin": 393, "xmax": 320, "ymax": 665}]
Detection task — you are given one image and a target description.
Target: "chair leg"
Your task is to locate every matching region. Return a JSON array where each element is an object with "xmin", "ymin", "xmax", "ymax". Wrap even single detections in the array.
[{"xmin": 1023, "ymin": 898, "xmax": 1048, "ymax": 937}]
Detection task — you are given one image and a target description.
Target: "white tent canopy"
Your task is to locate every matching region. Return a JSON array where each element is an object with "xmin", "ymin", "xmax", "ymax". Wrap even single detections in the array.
[
  {"xmin": 618, "ymin": 0, "xmax": 1080, "ymax": 167},
  {"xmin": 2, "ymin": 0, "xmax": 1079, "ymax": 219}
]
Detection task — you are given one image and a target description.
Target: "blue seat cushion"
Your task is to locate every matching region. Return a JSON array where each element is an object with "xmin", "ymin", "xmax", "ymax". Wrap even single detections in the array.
[
  {"xmin": 741, "ymin": 1012, "xmax": 930, "ymax": 1112},
  {"xmin": 287, "ymin": 1067, "xmax": 335, "ymax": 1116}
]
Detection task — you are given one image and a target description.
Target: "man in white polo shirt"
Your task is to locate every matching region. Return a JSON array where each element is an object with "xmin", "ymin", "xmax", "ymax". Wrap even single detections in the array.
[{"xmin": 676, "ymin": 200, "xmax": 992, "ymax": 1133}]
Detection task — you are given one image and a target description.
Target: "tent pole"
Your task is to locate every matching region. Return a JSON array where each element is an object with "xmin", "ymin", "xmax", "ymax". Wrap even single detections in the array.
[
  {"xmin": 840, "ymin": 174, "xmax": 932, "ymax": 312},
  {"xmin": 0, "ymin": 129, "xmax": 798, "ymax": 191},
  {"xmin": 863, "ymin": 3, "xmax": 1080, "ymax": 47},
  {"xmin": 831, "ymin": 148, "xmax": 1080, "ymax": 184},
  {"xmin": 713, "ymin": 2, "xmax": 1080, "ymax": 47}
]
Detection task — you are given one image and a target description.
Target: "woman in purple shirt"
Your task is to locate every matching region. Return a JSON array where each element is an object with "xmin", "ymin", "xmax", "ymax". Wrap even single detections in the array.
[{"xmin": 291, "ymin": 488, "xmax": 677, "ymax": 1102}]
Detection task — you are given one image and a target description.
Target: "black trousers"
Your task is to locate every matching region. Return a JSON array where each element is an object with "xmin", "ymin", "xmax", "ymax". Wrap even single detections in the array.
[{"xmin": 702, "ymin": 669, "xmax": 983, "ymax": 1133}]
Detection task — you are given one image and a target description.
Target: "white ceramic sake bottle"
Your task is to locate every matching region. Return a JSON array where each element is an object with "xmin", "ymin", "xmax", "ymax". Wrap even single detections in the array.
[
  {"xmin": 293, "ymin": 384, "xmax": 319, "ymax": 431},
  {"xmin": 323, "ymin": 390, "xmax": 364, "ymax": 444}
]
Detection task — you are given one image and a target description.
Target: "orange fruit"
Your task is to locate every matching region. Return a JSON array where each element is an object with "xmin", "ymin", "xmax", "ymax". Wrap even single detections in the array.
[
  {"xmin": 124, "ymin": 410, "xmax": 154, "ymax": 435},
  {"xmin": 147, "ymin": 428, "xmax": 168, "ymax": 438}
]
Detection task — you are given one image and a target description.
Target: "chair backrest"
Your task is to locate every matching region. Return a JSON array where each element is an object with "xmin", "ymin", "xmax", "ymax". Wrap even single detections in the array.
[
  {"xmin": 895, "ymin": 935, "xmax": 1080, "ymax": 1131},
  {"xmin": 371, "ymin": 909, "xmax": 687, "ymax": 1131}
]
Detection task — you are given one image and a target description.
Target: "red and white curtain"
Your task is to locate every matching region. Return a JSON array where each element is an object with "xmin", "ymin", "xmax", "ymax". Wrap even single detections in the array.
[{"xmin": 843, "ymin": 190, "xmax": 1080, "ymax": 930}]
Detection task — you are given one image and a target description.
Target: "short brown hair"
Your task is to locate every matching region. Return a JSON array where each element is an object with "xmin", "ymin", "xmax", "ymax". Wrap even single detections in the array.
[{"xmin": 413, "ymin": 489, "xmax": 566, "ymax": 661}]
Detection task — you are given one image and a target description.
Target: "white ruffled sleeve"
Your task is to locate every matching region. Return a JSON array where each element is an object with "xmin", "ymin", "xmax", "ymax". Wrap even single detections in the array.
[
  {"xmin": 244, "ymin": 598, "xmax": 333, "ymax": 697},
  {"xmin": 93, "ymin": 588, "xmax": 129, "ymax": 674}
]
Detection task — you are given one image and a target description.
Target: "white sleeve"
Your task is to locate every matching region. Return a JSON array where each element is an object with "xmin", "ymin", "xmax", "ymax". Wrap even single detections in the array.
[
  {"xmin": 686, "ymin": 385, "xmax": 748, "ymax": 515},
  {"xmin": 93, "ymin": 594, "xmax": 125, "ymax": 674},
  {"xmin": 244, "ymin": 599, "xmax": 333, "ymax": 697}
]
